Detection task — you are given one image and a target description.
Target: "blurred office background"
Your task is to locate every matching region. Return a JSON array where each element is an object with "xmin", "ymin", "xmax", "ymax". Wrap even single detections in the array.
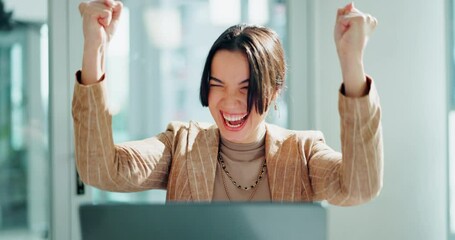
[{"xmin": 0, "ymin": 0, "xmax": 452, "ymax": 239}]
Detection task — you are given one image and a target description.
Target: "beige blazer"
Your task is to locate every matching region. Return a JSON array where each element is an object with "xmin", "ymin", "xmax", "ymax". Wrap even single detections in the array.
[{"xmin": 72, "ymin": 74, "xmax": 383, "ymax": 206}]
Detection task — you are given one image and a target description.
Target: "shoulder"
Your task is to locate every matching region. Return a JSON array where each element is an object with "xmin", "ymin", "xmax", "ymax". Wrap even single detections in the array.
[
  {"xmin": 165, "ymin": 120, "xmax": 217, "ymax": 133},
  {"xmin": 191, "ymin": 121, "xmax": 217, "ymax": 130},
  {"xmin": 265, "ymin": 123, "xmax": 328, "ymax": 159},
  {"xmin": 265, "ymin": 123, "xmax": 326, "ymax": 148}
]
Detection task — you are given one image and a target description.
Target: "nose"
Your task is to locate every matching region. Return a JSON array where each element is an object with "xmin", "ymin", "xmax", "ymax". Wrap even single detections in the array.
[{"xmin": 221, "ymin": 88, "xmax": 245, "ymax": 109}]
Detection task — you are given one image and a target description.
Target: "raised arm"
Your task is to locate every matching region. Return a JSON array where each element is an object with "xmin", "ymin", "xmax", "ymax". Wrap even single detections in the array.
[
  {"xmin": 334, "ymin": 2, "xmax": 377, "ymax": 97},
  {"xmin": 79, "ymin": 0, "xmax": 123, "ymax": 84},
  {"xmin": 307, "ymin": 3, "xmax": 383, "ymax": 206},
  {"xmin": 73, "ymin": 1, "xmax": 174, "ymax": 192}
]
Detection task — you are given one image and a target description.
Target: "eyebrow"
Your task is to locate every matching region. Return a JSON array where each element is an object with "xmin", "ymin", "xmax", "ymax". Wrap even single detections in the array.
[{"xmin": 209, "ymin": 76, "xmax": 249, "ymax": 85}]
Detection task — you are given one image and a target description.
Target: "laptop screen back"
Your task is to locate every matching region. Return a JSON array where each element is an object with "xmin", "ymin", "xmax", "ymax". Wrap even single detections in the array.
[{"xmin": 79, "ymin": 202, "xmax": 326, "ymax": 240}]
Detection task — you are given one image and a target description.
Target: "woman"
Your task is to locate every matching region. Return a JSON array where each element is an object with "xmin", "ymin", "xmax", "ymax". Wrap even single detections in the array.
[{"xmin": 73, "ymin": 0, "xmax": 383, "ymax": 205}]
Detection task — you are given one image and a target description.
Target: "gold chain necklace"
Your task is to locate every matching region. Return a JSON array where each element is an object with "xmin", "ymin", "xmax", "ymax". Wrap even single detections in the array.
[
  {"xmin": 218, "ymin": 161, "xmax": 262, "ymax": 201},
  {"xmin": 217, "ymin": 151, "xmax": 267, "ymax": 201}
]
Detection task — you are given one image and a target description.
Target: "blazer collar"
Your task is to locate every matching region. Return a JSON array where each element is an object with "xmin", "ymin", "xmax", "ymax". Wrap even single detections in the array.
[
  {"xmin": 186, "ymin": 122, "xmax": 219, "ymax": 201},
  {"xmin": 264, "ymin": 123, "xmax": 289, "ymax": 201},
  {"xmin": 264, "ymin": 124, "xmax": 303, "ymax": 201},
  {"xmin": 185, "ymin": 122, "xmax": 297, "ymax": 202}
]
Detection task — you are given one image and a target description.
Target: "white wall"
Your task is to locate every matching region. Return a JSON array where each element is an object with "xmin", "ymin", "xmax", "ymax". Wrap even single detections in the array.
[{"xmin": 307, "ymin": 1, "xmax": 448, "ymax": 240}]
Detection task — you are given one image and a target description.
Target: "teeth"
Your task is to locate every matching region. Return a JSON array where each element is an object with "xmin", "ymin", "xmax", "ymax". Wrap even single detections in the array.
[
  {"xmin": 222, "ymin": 113, "xmax": 247, "ymax": 122},
  {"xmin": 226, "ymin": 121, "xmax": 242, "ymax": 128}
]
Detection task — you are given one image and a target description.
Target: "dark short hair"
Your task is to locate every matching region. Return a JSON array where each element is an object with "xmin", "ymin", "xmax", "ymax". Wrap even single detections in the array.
[{"xmin": 199, "ymin": 24, "xmax": 286, "ymax": 115}]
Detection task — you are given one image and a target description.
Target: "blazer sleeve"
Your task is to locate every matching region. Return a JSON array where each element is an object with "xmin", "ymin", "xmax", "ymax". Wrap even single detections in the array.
[
  {"xmin": 307, "ymin": 77, "xmax": 383, "ymax": 206},
  {"xmin": 72, "ymin": 71, "xmax": 179, "ymax": 192}
]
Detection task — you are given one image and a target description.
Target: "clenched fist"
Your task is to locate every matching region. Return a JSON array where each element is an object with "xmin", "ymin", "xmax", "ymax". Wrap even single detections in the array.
[
  {"xmin": 79, "ymin": 0, "xmax": 123, "ymax": 85},
  {"xmin": 79, "ymin": 0, "xmax": 123, "ymax": 48},
  {"xmin": 334, "ymin": 3, "xmax": 378, "ymax": 97}
]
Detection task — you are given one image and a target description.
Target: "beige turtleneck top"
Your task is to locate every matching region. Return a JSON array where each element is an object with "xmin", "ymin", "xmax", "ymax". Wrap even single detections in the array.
[{"xmin": 212, "ymin": 134, "xmax": 271, "ymax": 201}]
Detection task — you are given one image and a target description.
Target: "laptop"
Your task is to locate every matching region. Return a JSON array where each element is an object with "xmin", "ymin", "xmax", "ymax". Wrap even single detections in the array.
[{"xmin": 79, "ymin": 202, "xmax": 327, "ymax": 240}]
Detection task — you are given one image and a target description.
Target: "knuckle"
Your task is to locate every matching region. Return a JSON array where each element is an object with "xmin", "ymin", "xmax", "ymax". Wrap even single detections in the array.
[
  {"xmin": 367, "ymin": 15, "xmax": 378, "ymax": 27},
  {"xmin": 350, "ymin": 15, "xmax": 366, "ymax": 24},
  {"xmin": 78, "ymin": 2, "xmax": 86, "ymax": 13},
  {"xmin": 102, "ymin": 9, "xmax": 112, "ymax": 16}
]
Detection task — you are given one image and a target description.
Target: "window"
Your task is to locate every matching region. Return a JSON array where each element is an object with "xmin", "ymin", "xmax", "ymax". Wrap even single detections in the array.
[
  {"xmin": 0, "ymin": 23, "xmax": 49, "ymax": 240},
  {"xmin": 93, "ymin": 0, "xmax": 288, "ymax": 203}
]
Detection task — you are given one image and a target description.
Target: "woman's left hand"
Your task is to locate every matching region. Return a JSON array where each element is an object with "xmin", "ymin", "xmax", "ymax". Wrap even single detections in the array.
[{"xmin": 334, "ymin": 3, "xmax": 377, "ymax": 97}]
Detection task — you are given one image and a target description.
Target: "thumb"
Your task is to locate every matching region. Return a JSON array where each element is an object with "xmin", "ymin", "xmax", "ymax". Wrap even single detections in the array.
[
  {"xmin": 111, "ymin": 1, "xmax": 123, "ymax": 22},
  {"xmin": 97, "ymin": 10, "xmax": 112, "ymax": 28},
  {"xmin": 106, "ymin": 1, "xmax": 123, "ymax": 36}
]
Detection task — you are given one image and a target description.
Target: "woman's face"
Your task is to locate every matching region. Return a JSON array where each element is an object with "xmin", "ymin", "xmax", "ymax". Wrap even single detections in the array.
[{"xmin": 208, "ymin": 49, "xmax": 268, "ymax": 144}]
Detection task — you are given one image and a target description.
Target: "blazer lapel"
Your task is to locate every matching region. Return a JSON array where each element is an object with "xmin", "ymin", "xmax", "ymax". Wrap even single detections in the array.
[
  {"xmin": 186, "ymin": 121, "xmax": 219, "ymax": 201},
  {"xmin": 265, "ymin": 123, "xmax": 302, "ymax": 202},
  {"xmin": 265, "ymin": 123, "xmax": 282, "ymax": 201}
]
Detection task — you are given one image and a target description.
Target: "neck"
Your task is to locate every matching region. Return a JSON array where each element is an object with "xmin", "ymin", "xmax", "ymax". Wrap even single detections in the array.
[{"xmin": 254, "ymin": 122, "xmax": 267, "ymax": 143}]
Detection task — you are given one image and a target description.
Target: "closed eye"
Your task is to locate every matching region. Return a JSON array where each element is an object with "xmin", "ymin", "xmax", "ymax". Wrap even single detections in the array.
[
  {"xmin": 209, "ymin": 76, "xmax": 224, "ymax": 88},
  {"xmin": 240, "ymin": 86, "xmax": 249, "ymax": 94}
]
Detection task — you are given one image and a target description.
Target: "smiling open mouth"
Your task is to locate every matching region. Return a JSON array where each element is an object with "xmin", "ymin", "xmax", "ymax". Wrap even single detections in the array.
[{"xmin": 222, "ymin": 112, "xmax": 248, "ymax": 128}]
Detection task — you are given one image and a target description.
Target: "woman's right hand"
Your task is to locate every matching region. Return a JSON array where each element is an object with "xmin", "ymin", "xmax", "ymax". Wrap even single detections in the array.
[
  {"xmin": 79, "ymin": 0, "xmax": 123, "ymax": 84},
  {"xmin": 79, "ymin": 0, "xmax": 123, "ymax": 49}
]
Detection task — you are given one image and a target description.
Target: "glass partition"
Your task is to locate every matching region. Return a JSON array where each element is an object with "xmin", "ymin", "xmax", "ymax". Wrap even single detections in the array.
[{"xmin": 0, "ymin": 1, "xmax": 49, "ymax": 239}]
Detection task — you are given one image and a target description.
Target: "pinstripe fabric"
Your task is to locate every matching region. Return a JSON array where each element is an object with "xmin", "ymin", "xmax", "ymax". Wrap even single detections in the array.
[{"xmin": 72, "ymin": 74, "xmax": 383, "ymax": 205}]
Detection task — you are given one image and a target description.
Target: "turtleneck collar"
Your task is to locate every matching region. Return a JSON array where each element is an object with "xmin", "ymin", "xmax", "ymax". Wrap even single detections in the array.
[{"xmin": 219, "ymin": 132, "xmax": 266, "ymax": 162}]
